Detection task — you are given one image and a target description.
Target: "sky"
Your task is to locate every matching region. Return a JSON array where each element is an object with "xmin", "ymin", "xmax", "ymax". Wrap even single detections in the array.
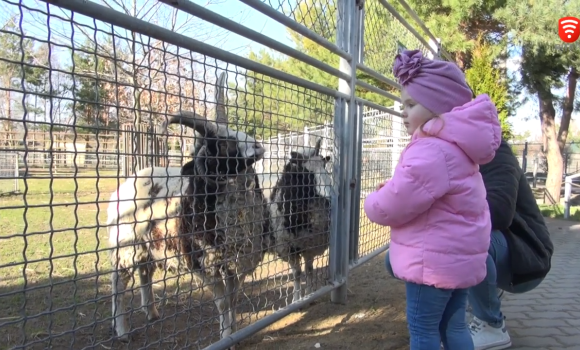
[{"xmin": 1, "ymin": 0, "xmax": 576, "ymax": 141}]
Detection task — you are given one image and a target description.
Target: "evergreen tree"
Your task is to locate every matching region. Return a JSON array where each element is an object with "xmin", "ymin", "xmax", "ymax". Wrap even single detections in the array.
[{"xmin": 465, "ymin": 37, "xmax": 514, "ymax": 140}]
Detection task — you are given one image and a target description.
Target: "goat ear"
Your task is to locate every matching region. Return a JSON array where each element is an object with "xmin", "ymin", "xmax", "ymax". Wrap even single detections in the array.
[{"xmin": 181, "ymin": 160, "xmax": 196, "ymax": 176}]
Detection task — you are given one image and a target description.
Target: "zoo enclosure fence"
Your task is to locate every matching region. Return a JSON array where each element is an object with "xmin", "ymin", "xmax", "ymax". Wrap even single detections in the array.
[
  {"xmin": 0, "ymin": 0, "xmax": 449, "ymax": 349},
  {"xmin": 510, "ymin": 141, "xmax": 580, "ymax": 177}
]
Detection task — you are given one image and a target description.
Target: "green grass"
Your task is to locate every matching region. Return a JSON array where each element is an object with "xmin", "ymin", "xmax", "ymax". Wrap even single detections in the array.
[
  {"xmin": 0, "ymin": 170, "xmax": 332, "ymax": 349},
  {"xmin": 1, "ymin": 171, "xmax": 120, "ymax": 282},
  {"xmin": 538, "ymin": 203, "xmax": 580, "ymax": 221},
  {"xmin": 0, "ymin": 171, "xmax": 131, "ymax": 349}
]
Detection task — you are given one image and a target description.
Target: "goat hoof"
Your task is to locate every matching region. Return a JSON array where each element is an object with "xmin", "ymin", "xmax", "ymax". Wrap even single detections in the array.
[
  {"xmin": 110, "ymin": 325, "xmax": 131, "ymax": 342},
  {"xmin": 112, "ymin": 331, "xmax": 131, "ymax": 343},
  {"xmin": 147, "ymin": 310, "xmax": 160, "ymax": 322}
]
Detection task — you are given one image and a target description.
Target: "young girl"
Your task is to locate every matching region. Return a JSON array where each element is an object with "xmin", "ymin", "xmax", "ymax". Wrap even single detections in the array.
[{"xmin": 363, "ymin": 49, "xmax": 502, "ymax": 350}]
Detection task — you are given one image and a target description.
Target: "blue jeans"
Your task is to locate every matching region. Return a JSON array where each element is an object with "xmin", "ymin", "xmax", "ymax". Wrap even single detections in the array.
[
  {"xmin": 467, "ymin": 230, "xmax": 545, "ymax": 327},
  {"xmin": 385, "ymin": 253, "xmax": 473, "ymax": 349}
]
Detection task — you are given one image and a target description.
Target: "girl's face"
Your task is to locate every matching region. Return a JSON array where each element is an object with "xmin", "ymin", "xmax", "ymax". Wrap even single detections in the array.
[{"xmin": 401, "ymin": 88, "xmax": 436, "ymax": 135}]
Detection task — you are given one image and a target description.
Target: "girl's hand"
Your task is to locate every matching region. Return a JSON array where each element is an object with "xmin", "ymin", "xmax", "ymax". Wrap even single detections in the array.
[{"xmin": 376, "ymin": 180, "xmax": 388, "ymax": 191}]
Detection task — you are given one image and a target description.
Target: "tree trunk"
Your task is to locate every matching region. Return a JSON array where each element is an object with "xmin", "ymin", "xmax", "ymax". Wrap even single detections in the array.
[
  {"xmin": 558, "ymin": 67, "xmax": 579, "ymax": 151},
  {"xmin": 540, "ymin": 92, "xmax": 564, "ymax": 204},
  {"xmin": 455, "ymin": 51, "xmax": 468, "ymax": 71}
]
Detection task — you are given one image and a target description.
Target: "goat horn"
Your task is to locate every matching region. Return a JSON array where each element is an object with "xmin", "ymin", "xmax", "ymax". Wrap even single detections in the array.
[
  {"xmin": 215, "ymin": 71, "xmax": 228, "ymax": 125},
  {"xmin": 165, "ymin": 111, "xmax": 217, "ymax": 137}
]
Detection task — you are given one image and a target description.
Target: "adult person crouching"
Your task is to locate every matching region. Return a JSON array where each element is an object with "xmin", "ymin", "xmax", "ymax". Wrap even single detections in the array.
[{"xmin": 467, "ymin": 138, "xmax": 554, "ymax": 350}]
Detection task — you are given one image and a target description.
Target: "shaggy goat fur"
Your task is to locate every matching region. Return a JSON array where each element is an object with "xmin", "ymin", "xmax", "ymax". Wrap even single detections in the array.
[
  {"xmin": 269, "ymin": 137, "xmax": 333, "ymax": 303},
  {"xmin": 106, "ymin": 72, "xmax": 271, "ymax": 349}
]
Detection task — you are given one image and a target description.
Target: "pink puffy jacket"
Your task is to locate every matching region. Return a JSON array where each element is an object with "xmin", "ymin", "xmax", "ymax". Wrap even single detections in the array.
[{"xmin": 363, "ymin": 94, "xmax": 502, "ymax": 289}]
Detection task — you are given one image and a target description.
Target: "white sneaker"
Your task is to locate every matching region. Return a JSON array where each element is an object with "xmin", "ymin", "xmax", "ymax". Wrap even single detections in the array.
[{"xmin": 469, "ymin": 316, "xmax": 512, "ymax": 350}]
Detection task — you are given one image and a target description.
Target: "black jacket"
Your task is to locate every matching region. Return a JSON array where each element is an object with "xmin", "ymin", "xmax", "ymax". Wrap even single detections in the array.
[{"xmin": 479, "ymin": 139, "xmax": 554, "ymax": 286}]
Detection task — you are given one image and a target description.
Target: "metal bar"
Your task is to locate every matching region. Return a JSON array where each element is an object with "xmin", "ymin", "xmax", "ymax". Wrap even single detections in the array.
[
  {"xmin": 563, "ymin": 173, "xmax": 580, "ymax": 219},
  {"xmin": 395, "ymin": 0, "xmax": 437, "ymax": 42},
  {"xmin": 203, "ymin": 282, "xmax": 343, "ymax": 350},
  {"xmin": 358, "ymin": 2, "xmax": 366, "ymax": 64},
  {"xmin": 348, "ymin": 101, "xmax": 364, "ymax": 265},
  {"xmin": 356, "ymin": 80, "xmax": 401, "ymax": 101},
  {"xmin": 355, "ymin": 97, "xmax": 403, "ymax": 117},
  {"xmin": 331, "ymin": 0, "xmax": 357, "ymax": 305},
  {"xmin": 159, "ymin": 0, "xmax": 351, "ymax": 81},
  {"xmin": 565, "ymin": 177, "xmax": 571, "ymax": 219},
  {"xmin": 237, "ymin": 0, "xmax": 352, "ymax": 61},
  {"xmin": 394, "ymin": 0, "xmax": 454, "ymax": 62},
  {"xmin": 349, "ymin": 243, "xmax": 390, "ymax": 270},
  {"xmin": 356, "ymin": 62, "xmax": 401, "ymax": 90},
  {"xmin": 377, "ymin": 0, "xmax": 437, "ymax": 59},
  {"xmin": 41, "ymin": 0, "xmax": 349, "ymax": 100},
  {"xmin": 347, "ymin": 2, "xmax": 365, "ymax": 268},
  {"xmin": 14, "ymin": 152, "xmax": 19, "ymax": 193},
  {"xmin": 328, "ymin": 96, "xmax": 345, "ymax": 301}
]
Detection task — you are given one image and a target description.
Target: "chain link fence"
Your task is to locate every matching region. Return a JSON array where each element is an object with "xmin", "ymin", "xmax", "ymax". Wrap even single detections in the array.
[{"xmin": 0, "ymin": 0, "xmax": 450, "ymax": 349}]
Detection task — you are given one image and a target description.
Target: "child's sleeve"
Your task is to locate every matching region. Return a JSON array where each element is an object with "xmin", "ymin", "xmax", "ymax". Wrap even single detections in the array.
[{"xmin": 363, "ymin": 141, "xmax": 451, "ymax": 228}]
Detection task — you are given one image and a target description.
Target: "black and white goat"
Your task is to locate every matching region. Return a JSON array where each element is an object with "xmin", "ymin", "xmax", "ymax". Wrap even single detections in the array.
[
  {"xmin": 268, "ymin": 137, "xmax": 333, "ymax": 303},
  {"xmin": 106, "ymin": 72, "xmax": 271, "ymax": 348}
]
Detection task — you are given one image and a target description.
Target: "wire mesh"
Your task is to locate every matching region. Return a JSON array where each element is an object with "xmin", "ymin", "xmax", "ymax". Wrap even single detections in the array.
[
  {"xmin": 0, "ymin": 0, "xmax": 450, "ymax": 348},
  {"xmin": 260, "ymin": 0, "xmax": 339, "ymax": 42},
  {"xmin": 362, "ymin": 0, "xmax": 431, "ymax": 79},
  {"xmin": 356, "ymin": 105, "xmax": 409, "ymax": 258},
  {"xmin": 0, "ymin": 0, "xmax": 339, "ymax": 348}
]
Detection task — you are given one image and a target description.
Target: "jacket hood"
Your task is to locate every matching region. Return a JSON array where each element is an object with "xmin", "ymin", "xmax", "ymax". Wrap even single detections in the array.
[{"xmin": 413, "ymin": 93, "xmax": 502, "ymax": 165}]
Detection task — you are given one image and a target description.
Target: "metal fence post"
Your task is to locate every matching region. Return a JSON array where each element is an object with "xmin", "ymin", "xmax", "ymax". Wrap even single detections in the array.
[
  {"xmin": 330, "ymin": 0, "xmax": 358, "ymax": 304},
  {"xmin": 349, "ymin": 102, "xmax": 364, "ymax": 266},
  {"xmin": 348, "ymin": 1, "xmax": 365, "ymax": 267},
  {"xmin": 522, "ymin": 141, "xmax": 528, "ymax": 172},
  {"xmin": 14, "ymin": 152, "xmax": 19, "ymax": 193}
]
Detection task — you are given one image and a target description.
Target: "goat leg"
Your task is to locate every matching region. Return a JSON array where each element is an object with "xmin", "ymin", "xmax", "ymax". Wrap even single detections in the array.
[
  {"xmin": 138, "ymin": 262, "xmax": 160, "ymax": 322},
  {"xmin": 111, "ymin": 268, "xmax": 131, "ymax": 342},
  {"xmin": 304, "ymin": 257, "xmax": 314, "ymax": 297},
  {"xmin": 211, "ymin": 279, "xmax": 234, "ymax": 347},
  {"xmin": 224, "ymin": 274, "xmax": 240, "ymax": 350},
  {"xmin": 288, "ymin": 253, "xmax": 302, "ymax": 304}
]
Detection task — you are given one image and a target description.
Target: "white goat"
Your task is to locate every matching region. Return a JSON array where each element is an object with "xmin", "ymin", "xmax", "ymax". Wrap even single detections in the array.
[
  {"xmin": 106, "ymin": 72, "xmax": 271, "ymax": 349},
  {"xmin": 268, "ymin": 137, "xmax": 333, "ymax": 303}
]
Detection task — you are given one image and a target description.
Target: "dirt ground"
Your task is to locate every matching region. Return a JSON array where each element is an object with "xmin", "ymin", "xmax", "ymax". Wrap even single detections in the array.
[
  {"xmin": 0, "ymin": 251, "xmax": 409, "ymax": 350},
  {"xmin": 239, "ymin": 251, "xmax": 410, "ymax": 350}
]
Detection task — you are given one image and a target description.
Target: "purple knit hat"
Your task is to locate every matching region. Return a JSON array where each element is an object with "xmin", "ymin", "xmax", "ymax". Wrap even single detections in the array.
[{"xmin": 393, "ymin": 49, "xmax": 473, "ymax": 115}]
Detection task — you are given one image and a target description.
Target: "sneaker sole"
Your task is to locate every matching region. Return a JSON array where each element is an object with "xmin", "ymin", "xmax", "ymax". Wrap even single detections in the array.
[{"xmin": 475, "ymin": 340, "xmax": 512, "ymax": 350}]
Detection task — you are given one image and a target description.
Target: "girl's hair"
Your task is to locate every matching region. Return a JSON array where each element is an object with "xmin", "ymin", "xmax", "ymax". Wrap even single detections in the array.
[{"xmin": 418, "ymin": 115, "xmax": 445, "ymax": 137}]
